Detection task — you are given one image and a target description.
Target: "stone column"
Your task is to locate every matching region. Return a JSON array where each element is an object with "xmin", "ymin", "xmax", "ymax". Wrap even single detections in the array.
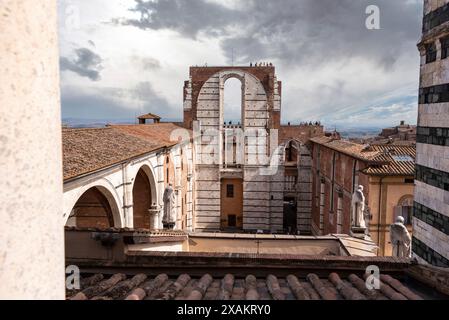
[
  {"xmin": 0, "ymin": 0, "xmax": 64, "ymax": 299},
  {"xmin": 149, "ymin": 206, "xmax": 160, "ymax": 230}
]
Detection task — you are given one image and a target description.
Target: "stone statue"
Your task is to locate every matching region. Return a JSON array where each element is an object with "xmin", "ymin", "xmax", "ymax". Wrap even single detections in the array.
[
  {"xmin": 162, "ymin": 184, "xmax": 176, "ymax": 229},
  {"xmin": 351, "ymin": 185, "xmax": 366, "ymax": 228},
  {"xmin": 390, "ymin": 216, "xmax": 412, "ymax": 258}
]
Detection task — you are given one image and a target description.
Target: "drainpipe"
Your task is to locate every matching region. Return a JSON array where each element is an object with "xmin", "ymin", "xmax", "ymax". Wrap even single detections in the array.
[{"xmin": 377, "ymin": 176, "xmax": 385, "ymax": 255}]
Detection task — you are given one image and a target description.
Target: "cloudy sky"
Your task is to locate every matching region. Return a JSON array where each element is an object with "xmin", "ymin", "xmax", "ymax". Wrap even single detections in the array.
[{"xmin": 58, "ymin": 0, "xmax": 423, "ymax": 129}]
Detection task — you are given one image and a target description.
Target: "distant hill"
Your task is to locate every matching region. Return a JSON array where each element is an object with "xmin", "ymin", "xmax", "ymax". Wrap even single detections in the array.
[{"xmin": 62, "ymin": 118, "xmax": 181, "ymax": 128}]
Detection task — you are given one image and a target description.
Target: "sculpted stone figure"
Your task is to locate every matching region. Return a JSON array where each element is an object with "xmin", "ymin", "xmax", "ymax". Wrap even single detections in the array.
[
  {"xmin": 351, "ymin": 185, "xmax": 366, "ymax": 228},
  {"xmin": 390, "ymin": 216, "xmax": 412, "ymax": 258},
  {"xmin": 162, "ymin": 183, "xmax": 176, "ymax": 229}
]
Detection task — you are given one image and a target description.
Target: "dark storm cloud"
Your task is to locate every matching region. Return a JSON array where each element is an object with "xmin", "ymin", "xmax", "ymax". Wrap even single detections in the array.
[
  {"xmin": 60, "ymin": 48, "xmax": 103, "ymax": 81},
  {"xmin": 117, "ymin": 0, "xmax": 422, "ymax": 68},
  {"xmin": 225, "ymin": 0, "xmax": 422, "ymax": 67},
  {"xmin": 113, "ymin": 0, "xmax": 239, "ymax": 38}
]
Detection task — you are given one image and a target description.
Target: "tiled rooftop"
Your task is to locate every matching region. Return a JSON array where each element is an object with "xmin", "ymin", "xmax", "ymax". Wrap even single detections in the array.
[
  {"xmin": 309, "ymin": 137, "xmax": 381, "ymax": 162},
  {"xmin": 111, "ymin": 123, "xmax": 190, "ymax": 145},
  {"xmin": 310, "ymin": 137, "xmax": 416, "ymax": 176},
  {"xmin": 363, "ymin": 145, "xmax": 416, "ymax": 176},
  {"xmin": 67, "ymin": 271, "xmax": 435, "ymax": 300},
  {"xmin": 62, "ymin": 123, "xmax": 187, "ymax": 181}
]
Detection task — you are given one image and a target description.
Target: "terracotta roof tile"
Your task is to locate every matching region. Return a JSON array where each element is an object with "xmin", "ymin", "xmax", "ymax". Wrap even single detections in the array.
[
  {"xmin": 67, "ymin": 271, "xmax": 434, "ymax": 300},
  {"xmin": 62, "ymin": 124, "xmax": 185, "ymax": 181},
  {"xmin": 310, "ymin": 137, "xmax": 416, "ymax": 176},
  {"xmin": 310, "ymin": 137, "xmax": 380, "ymax": 162},
  {"xmin": 111, "ymin": 122, "xmax": 191, "ymax": 145},
  {"xmin": 363, "ymin": 145, "xmax": 415, "ymax": 176}
]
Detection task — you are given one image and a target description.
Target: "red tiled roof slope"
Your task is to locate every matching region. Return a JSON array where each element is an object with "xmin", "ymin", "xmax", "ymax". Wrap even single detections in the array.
[
  {"xmin": 310, "ymin": 136, "xmax": 381, "ymax": 162},
  {"xmin": 67, "ymin": 272, "xmax": 429, "ymax": 300},
  {"xmin": 111, "ymin": 123, "xmax": 191, "ymax": 145},
  {"xmin": 63, "ymin": 127, "xmax": 170, "ymax": 180},
  {"xmin": 364, "ymin": 145, "xmax": 415, "ymax": 176}
]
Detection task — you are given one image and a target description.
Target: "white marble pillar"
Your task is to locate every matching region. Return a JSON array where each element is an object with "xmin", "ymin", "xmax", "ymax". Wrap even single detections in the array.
[{"xmin": 0, "ymin": 0, "xmax": 64, "ymax": 299}]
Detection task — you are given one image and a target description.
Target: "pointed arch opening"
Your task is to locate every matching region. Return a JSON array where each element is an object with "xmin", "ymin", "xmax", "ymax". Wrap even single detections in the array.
[{"xmin": 132, "ymin": 165, "xmax": 157, "ymax": 229}]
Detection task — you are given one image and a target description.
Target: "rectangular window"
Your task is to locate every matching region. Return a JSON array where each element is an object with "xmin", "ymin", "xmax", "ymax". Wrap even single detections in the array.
[
  {"xmin": 404, "ymin": 178, "xmax": 414, "ymax": 184},
  {"xmin": 228, "ymin": 214, "xmax": 236, "ymax": 227},
  {"xmin": 226, "ymin": 184, "xmax": 234, "ymax": 198},
  {"xmin": 401, "ymin": 206, "xmax": 413, "ymax": 225},
  {"xmin": 442, "ymin": 37, "xmax": 449, "ymax": 59},
  {"xmin": 394, "ymin": 206, "xmax": 412, "ymax": 225},
  {"xmin": 426, "ymin": 43, "xmax": 437, "ymax": 64}
]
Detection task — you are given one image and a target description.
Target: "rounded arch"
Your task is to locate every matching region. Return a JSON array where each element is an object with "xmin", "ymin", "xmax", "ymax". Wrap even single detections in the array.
[
  {"xmin": 197, "ymin": 69, "xmax": 269, "ymax": 129},
  {"xmin": 66, "ymin": 185, "xmax": 122, "ymax": 228},
  {"xmin": 398, "ymin": 195, "xmax": 414, "ymax": 207},
  {"xmin": 223, "ymin": 76, "xmax": 244, "ymax": 124},
  {"xmin": 64, "ymin": 178, "xmax": 123, "ymax": 227},
  {"xmin": 283, "ymin": 139, "xmax": 301, "ymax": 165},
  {"xmin": 222, "ymin": 72, "xmax": 246, "ymax": 83},
  {"xmin": 395, "ymin": 194, "xmax": 414, "ymax": 225},
  {"xmin": 131, "ymin": 164, "xmax": 158, "ymax": 207},
  {"xmin": 132, "ymin": 164, "xmax": 157, "ymax": 229}
]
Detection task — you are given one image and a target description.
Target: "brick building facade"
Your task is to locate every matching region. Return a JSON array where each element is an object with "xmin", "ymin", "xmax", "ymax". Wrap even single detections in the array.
[{"xmin": 310, "ymin": 136, "xmax": 415, "ymax": 256}]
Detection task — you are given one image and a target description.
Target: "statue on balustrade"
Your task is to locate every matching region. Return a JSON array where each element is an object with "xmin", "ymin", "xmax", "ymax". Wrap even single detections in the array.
[
  {"xmin": 162, "ymin": 183, "xmax": 176, "ymax": 229},
  {"xmin": 390, "ymin": 216, "xmax": 412, "ymax": 258}
]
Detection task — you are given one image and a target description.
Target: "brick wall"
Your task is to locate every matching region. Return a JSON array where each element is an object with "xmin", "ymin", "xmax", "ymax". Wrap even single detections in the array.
[
  {"xmin": 310, "ymin": 142, "xmax": 370, "ymax": 236},
  {"xmin": 73, "ymin": 187, "xmax": 113, "ymax": 229}
]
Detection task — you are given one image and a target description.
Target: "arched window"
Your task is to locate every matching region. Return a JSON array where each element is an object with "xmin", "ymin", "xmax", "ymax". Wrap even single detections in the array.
[
  {"xmin": 132, "ymin": 168, "xmax": 153, "ymax": 229},
  {"xmin": 394, "ymin": 196, "xmax": 414, "ymax": 225},
  {"xmin": 284, "ymin": 141, "xmax": 298, "ymax": 164},
  {"xmin": 223, "ymin": 78, "xmax": 243, "ymax": 125}
]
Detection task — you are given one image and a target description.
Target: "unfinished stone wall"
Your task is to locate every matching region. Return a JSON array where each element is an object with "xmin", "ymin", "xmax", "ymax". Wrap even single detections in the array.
[{"xmin": 185, "ymin": 66, "xmax": 319, "ymax": 233}]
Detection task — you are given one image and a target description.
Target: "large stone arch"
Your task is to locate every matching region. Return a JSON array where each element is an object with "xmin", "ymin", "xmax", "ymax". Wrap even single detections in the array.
[
  {"xmin": 65, "ymin": 181, "xmax": 123, "ymax": 228},
  {"xmin": 196, "ymin": 69, "xmax": 268, "ymax": 130},
  {"xmin": 184, "ymin": 66, "xmax": 282, "ymax": 232}
]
